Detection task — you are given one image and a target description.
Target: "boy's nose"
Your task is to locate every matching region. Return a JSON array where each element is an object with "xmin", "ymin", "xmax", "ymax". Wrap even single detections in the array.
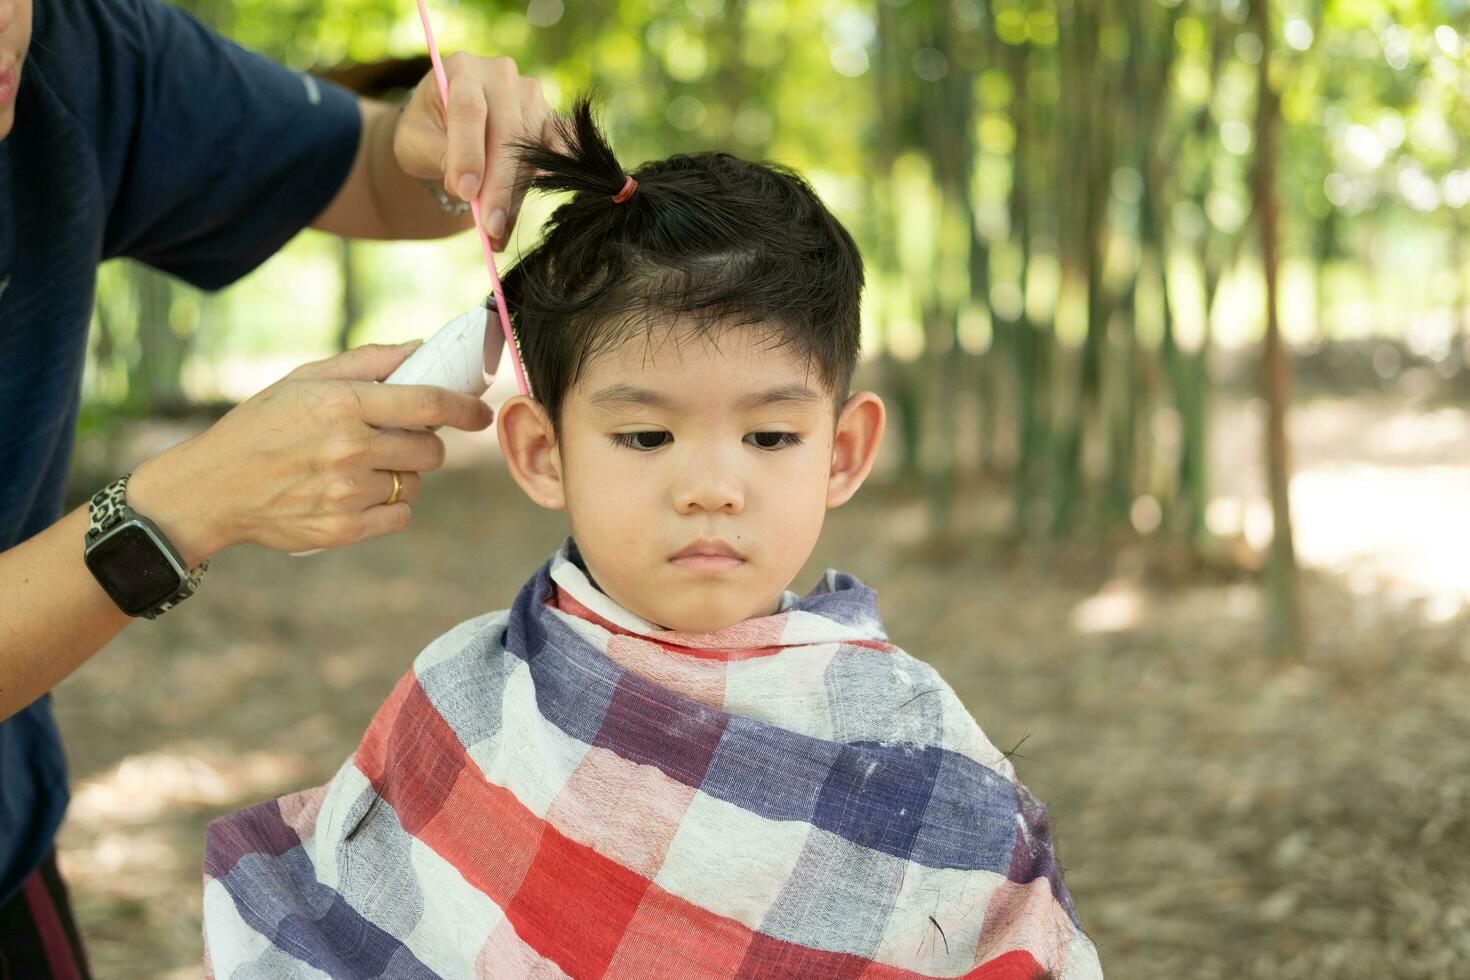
[{"xmin": 673, "ymin": 464, "xmax": 744, "ymax": 515}]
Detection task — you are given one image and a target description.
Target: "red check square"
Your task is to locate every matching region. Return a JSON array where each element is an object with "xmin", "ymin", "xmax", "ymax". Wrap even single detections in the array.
[
  {"xmin": 419, "ymin": 767, "xmax": 543, "ymax": 908},
  {"xmin": 505, "ymin": 823, "xmax": 652, "ymax": 977},
  {"xmin": 605, "ymin": 883, "xmax": 753, "ymax": 977}
]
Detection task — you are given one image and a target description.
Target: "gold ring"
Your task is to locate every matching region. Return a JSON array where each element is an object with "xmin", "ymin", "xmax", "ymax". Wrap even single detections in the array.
[{"xmin": 385, "ymin": 470, "xmax": 404, "ymax": 506}]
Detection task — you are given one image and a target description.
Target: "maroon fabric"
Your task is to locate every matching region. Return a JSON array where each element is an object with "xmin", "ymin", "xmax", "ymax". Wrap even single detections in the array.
[{"xmin": 0, "ymin": 850, "xmax": 91, "ymax": 980}]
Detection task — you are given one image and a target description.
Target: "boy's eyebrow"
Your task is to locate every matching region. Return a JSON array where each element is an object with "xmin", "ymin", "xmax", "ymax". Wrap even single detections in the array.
[{"xmin": 588, "ymin": 382, "xmax": 822, "ymax": 412}]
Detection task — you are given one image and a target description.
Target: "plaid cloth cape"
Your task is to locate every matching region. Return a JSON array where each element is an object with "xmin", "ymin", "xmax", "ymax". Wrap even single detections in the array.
[{"xmin": 203, "ymin": 538, "xmax": 1102, "ymax": 979}]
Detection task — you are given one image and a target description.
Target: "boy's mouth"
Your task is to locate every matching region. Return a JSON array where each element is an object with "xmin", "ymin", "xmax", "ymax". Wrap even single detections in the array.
[
  {"xmin": 670, "ymin": 555, "xmax": 745, "ymax": 573},
  {"xmin": 669, "ymin": 539, "xmax": 746, "ymax": 573}
]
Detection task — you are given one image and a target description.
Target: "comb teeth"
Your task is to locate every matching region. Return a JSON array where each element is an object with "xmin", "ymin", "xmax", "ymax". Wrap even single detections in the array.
[{"xmin": 483, "ymin": 300, "xmax": 506, "ymax": 385}]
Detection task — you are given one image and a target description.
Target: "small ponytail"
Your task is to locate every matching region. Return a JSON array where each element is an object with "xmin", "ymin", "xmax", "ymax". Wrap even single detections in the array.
[{"xmin": 514, "ymin": 95, "xmax": 632, "ymax": 202}]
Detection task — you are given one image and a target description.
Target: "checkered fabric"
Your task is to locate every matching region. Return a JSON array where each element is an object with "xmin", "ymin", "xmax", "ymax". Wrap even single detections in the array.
[{"xmin": 202, "ymin": 538, "xmax": 1101, "ymax": 979}]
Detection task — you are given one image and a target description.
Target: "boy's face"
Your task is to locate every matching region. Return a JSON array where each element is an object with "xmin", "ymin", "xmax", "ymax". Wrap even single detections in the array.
[{"xmin": 499, "ymin": 321, "xmax": 885, "ymax": 634}]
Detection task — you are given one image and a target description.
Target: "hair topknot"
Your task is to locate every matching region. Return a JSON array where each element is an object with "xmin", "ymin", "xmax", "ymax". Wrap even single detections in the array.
[
  {"xmin": 502, "ymin": 94, "xmax": 865, "ymax": 435},
  {"xmin": 513, "ymin": 95, "xmax": 629, "ymax": 201}
]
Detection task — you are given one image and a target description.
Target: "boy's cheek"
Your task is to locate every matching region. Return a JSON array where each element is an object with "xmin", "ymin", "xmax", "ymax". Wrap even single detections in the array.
[{"xmin": 576, "ymin": 500, "xmax": 653, "ymax": 564}]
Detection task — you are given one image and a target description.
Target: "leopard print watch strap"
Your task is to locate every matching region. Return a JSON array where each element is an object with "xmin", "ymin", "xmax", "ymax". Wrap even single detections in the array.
[
  {"xmin": 85, "ymin": 474, "xmax": 131, "ymax": 544},
  {"xmin": 87, "ymin": 473, "xmax": 209, "ymax": 619}
]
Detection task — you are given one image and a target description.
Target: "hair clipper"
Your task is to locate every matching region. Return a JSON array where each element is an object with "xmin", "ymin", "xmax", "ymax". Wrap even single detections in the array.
[
  {"xmin": 290, "ymin": 296, "xmax": 506, "ymax": 557},
  {"xmin": 384, "ymin": 294, "xmax": 506, "ymax": 394}
]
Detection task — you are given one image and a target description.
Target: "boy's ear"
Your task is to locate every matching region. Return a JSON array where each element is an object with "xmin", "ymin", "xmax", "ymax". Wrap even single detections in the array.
[
  {"xmin": 827, "ymin": 391, "xmax": 885, "ymax": 509},
  {"xmin": 497, "ymin": 395, "xmax": 566, "ymax": 510}
]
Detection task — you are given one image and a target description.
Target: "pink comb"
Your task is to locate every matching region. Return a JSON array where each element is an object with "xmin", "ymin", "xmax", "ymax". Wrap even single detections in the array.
[{"xmin": 413, "ymin": 0, "xmax": 531, "ymax": 399}]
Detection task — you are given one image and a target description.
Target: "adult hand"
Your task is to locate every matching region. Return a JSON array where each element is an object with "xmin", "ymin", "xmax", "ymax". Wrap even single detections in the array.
[
  {"xmin": 128, "ymin": 341, "xmax": 493, "ymax": 565},
  {"xmin": 392, "ymin": 53, "xmax": 556, "ymax": 248}
]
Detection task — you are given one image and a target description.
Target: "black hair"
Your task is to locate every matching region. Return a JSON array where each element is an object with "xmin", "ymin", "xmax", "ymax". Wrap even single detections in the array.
[{"xmin": 502, "ymin": 95, "xmax": 865, "ymax": 436}]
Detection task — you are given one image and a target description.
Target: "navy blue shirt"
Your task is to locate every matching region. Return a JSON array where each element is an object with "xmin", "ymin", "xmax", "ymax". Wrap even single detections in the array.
[{"xmin": 0, "ymin": 0, "xmax": 360, "ymax": 904}]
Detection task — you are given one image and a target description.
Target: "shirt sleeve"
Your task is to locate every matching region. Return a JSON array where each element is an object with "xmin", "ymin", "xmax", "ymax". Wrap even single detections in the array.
[{"xmin": 100, "ymin": 0, "xmax": 362, "ymax": 290}]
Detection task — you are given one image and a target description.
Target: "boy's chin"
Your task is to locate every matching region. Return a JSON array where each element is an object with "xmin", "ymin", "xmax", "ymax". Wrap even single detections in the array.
[
  {"xmin": 634, "ymin": 603, "xmax": 723, "ymax": 634},
  {"xmin": 629, "ymin": 594, "xmax": 768, "ymax": 634}
]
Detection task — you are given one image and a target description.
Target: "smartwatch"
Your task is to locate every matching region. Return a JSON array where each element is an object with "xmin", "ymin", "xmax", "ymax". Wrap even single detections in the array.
[{"xmin": 83, "ymin": 474, "xmax": 209, "ymax": 619}]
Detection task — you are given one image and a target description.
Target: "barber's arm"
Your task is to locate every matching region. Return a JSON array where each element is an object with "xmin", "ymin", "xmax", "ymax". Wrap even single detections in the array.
[
  {"xmin": 0, "ymin": 342, "xmax": 493, "ymax": 723},
  {"xmin": 312, "ymin": 55, "xmax": 555, "ymax": 246}
]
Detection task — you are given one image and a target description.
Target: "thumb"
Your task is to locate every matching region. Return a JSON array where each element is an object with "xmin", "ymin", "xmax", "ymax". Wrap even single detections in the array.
[{"xmin": 298, "ymin": 341, "xmax": 424, "ymax": 382}]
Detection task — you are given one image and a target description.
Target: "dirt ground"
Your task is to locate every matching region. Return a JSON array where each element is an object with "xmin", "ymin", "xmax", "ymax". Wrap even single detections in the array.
[{"xmin": 48, "ymin": 393, "xmax": 1470, "ymax": 979}]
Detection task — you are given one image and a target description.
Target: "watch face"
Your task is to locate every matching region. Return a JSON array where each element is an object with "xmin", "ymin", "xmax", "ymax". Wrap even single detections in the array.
[{"xmin": 85, "ymin": 522, "xmax": 185, "ymax": 616}]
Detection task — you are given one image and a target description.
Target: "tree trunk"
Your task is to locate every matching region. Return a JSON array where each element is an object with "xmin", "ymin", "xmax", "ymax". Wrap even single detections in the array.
[
  {"xmin": 1004, "ymin": 40, "xmax": 1048, "ymax": 536},
  {"xmin": 1453, "ymin": 211, "xmax": 1468, "ymax": 336},
  {"xmin": 336, "ymin": 238, "xmax": 361, "ymax": 353},
  {"xmin": 1051, "ymin": 0, "xmax": 1113, "ymax": 534},
  {"xmin": 129, "ymin": 263, "xmax": 189, "ymax": 414},
  {"xmin": 872, "ymin": 0, "xmax": 921, "ymax": 486},
  {"xmin": 1312, "ymin": 209, "xmax": 1337, "ymax": 338},
  {"xmin": 1251, "ymin": 0, "xmax": 1303, "ymax": 657}
]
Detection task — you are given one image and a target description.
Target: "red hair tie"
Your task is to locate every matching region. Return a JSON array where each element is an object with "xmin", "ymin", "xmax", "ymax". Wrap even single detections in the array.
[{"xmin": 612, "ymin": 175, "xmax": 637, "ymax": 204}]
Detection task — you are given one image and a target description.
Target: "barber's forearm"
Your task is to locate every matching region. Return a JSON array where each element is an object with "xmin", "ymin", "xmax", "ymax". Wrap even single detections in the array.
[
  {"xmin": 0, "ymin": 452, "xmax": 224, "ymax": 723},
  {"xmin": 0, "ymin": 504, "xmax": 133, "ymax": 722}
]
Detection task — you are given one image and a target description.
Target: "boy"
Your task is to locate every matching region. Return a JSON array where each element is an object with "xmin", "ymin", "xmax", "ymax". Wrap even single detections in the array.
[{"xmin": 202, "ymin": 99, "xmax": 1102, "ymax": 979}]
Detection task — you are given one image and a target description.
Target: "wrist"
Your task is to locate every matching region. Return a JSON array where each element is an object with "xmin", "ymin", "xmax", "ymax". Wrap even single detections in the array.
[{"xmin": 127, "ymin": 442, "xmax": 233, "ymax": 568}]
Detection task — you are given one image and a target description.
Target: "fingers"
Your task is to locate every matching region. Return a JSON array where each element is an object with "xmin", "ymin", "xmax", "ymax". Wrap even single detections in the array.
[
  {"xmin": 504, "ymin": 77, "xmax": 552, "ymax": 240},
  {"xmin": 372, "ymin": 469, "xmax": 422, "ymax": 508},
  {"xmin": 294, "ymin": 341, "xmax": 423, "ymax": 382},
  {"xmin": 353, "ymin": 502, "xmax": 414, "ymax": 544},
  {"xmin": 312, "ymin": 501, "xmax": 413, "ymax": 549},
  {"xmin": 296, "ymin": 456, "xmax": 428, "ymax": 551},
  {"xmin": 476, "ymin": 61, "xmax": 535, "ymax": 245},
  {"xmin": 365, "ymin": 429, "xmax": 448, "ymax": 474},
  {"xmin": 380, "ymin": 469, "xmax": 423, "ymax": 506},
  {"xmin": 352, "ymin": 381, "xmax": 494, "ymax": 431},
  {"xmin": 444, "ymin": 74, "xmax": 489, "ymax": 204},
  {"xmin": 421, "ymin": 54, "xmax": 550, "ymax": 249},
  {"xmin": 293, "ymin": 467, "xmax": 422, "ymax": 551},
  {"xmin": 391, "ymin": 79, "xmax": 446, "ymax": 182},
  {"xmin": 319, "ymin": 467, "xmax": 424, "ymax": 512}
]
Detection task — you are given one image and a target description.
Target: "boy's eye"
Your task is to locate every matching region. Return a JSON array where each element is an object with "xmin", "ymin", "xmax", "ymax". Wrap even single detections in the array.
[
  {"xmin": 610, "ymin": 431, "xmax": 671, "ymax": 451},
  {"xmin": 608, "ymin": 431, "xmax": 804, "ymax": 451},
  {"xmin": 746, "ymin": 431, "xmax": 803, "ymax": 450}
]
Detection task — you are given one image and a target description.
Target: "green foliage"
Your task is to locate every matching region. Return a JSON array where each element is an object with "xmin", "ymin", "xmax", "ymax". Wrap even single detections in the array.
[{"xmin": 86, "ymin": 0, "xmax": 1470, "ymax": 542}]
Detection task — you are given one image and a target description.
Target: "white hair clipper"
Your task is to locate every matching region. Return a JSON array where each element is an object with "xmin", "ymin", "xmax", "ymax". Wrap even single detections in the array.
[
  {"xmin": 384, "ymin": 294, "xmax": 506, "ymax": 395},
  {"xmin": 291, "ymin": 296, "xmax": 507, "ymax": 556}
]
